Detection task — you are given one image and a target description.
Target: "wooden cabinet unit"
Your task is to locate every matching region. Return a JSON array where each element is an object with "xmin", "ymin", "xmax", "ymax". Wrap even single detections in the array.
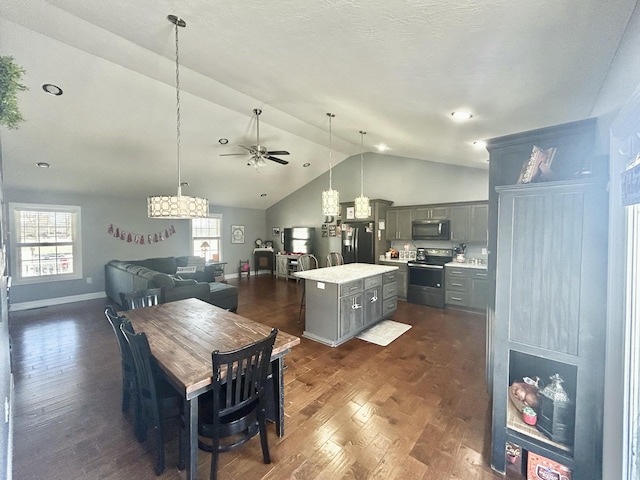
[
  {"xmin": 413, "ymin": 206, "xmax": 449, "ymax": 220},
  {"xmin": 275, "ymin": 253, "xmax": 300, "ymax": 280},
  {"xmin": 385, "ymin": 208, "xmax": 413, "ymax": 240},
  {"xmin": 297, "ymin": 264, "xmax": 398, "ymax": 346},
  {"xmin": 445, "ymin": 265, "xmax": 488, "ymax": 312},
  {"xmin": 379, "ymin": 260, "xmax": 407, "ymax": 300},
  {"xmin": 490, "ymin": 179, "xmax": 607, "ymax": 480}
]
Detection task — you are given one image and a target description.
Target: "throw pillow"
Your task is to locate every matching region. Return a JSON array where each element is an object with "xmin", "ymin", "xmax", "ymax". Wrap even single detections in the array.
[
  {"xmin": 176, "ymin": 266, "xmax": 197, "ymax": 274},
  {"xmin": 186, "ymin": 256, "xmax": 206, "ymax": 272}
]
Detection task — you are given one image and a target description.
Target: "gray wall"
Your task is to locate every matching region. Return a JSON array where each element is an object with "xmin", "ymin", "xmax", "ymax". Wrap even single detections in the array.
[
  {"xmin": 266, "ymin": 152, "xmax": 489, "ymax": 262},
  {"xmin": 5, "ymin": 188, "xmax": 266, "ymax": 306}
]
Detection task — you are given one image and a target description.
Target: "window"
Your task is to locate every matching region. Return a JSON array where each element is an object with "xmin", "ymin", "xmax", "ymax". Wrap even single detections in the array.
[
  {"xmin": 191, "ymin": 215, "xmax": 222, "ymax": 262},
  {"xmin": 10, "ymin": 203, "xmax": 82, "ymax": 284}
]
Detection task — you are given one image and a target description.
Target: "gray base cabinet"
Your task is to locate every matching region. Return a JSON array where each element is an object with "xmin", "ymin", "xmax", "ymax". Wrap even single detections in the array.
[
  {"xmin": 379, "ymin": 261, "xmax": 407, "ymax": 300},
  {"xmin": 303, "ymin": 271, "xmax": 397, "ymax": 346},
  {"xmin": 445, "ymin": 266, "xmax": 488, "ymax": 311}
]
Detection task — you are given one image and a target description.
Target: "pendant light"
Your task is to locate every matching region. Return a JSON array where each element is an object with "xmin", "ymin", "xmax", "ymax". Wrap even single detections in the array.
[
  {"xmin": 148, "ymin": 15, "xmax": 209, "ymax": 219},
  {"xmin": 321, "ymin": 113, "xmax": 340, "ymax": 216},
  {"xmin": 354, "ymin": 130, "xmax": 370, "ymax": 218}
]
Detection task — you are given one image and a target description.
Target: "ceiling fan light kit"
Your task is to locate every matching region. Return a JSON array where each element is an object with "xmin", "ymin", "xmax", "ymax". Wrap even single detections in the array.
[
  {"xmin": 321, "ymin": 113, "xmax": 340, "ymax": 216},
  {"xmin": 220, "ymin": 108, "xmax": 290, "ymax": 170},
  {"xmin": 148, "ymin": 14, "xmax": 209, "ymax": 220},
  {"xmin": 354, "ymin": 130, "xmax": 370, "ymax": 219}
]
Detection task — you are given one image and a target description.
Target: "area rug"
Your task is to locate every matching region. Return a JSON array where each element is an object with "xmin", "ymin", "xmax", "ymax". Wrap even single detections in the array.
[{"xmin": 356, "ymin": 320, "xmax": 412, "ymax": 346}]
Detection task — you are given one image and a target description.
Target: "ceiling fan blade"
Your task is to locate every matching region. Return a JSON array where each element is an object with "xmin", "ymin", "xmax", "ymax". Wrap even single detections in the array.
[
  {"xmin": 265, "ymin": 155, "xmax": 289, "ymax": 165},
  {"xmin": 266, "ymin": 150, "xmax": 290, "ymax": 156},
  {"xmin": 219, "ymin": 153, "xmax": 248, "ymax": 156}
]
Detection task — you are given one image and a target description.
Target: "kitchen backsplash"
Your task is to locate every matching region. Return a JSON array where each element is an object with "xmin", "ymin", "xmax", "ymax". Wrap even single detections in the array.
[{"xmin": 390, "ymin": 240, "xmax": 488, "ymax": 263}]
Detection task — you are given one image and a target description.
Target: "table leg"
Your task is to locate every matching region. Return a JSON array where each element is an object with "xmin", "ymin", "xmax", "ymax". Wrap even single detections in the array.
[
  {"xmin": 185, "ymin": 397, "xmax": 199, "ymax": 480},
  {"xmin": 271, "ymin": 357, "xmax": 285, "ymax": 437}
]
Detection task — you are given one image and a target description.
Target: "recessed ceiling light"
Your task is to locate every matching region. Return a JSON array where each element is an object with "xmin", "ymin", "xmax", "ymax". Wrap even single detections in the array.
[
  {"xmin": 36, "ymin": 162, "xmax": 51, "ymax": 168},
  {"xmin": 377, "ymin": 144, "xmax": 389, "ymax": 152},
  {"xmin": 303, "ymin": 163, "xmax": 311, "ymax": 167},
  {"xmin": 451, "ymin": 111, "xmax": 473, "ymax": 121},
  {"xmin": 218, "ymin": 138, "xmax": 229, "ymax": 145},
  {"xmin": 260, "ymin": 193, "xmax": 267, "ymax": 197},
  {"xmin": 42, "ymin": 84, "xmax": 63, "ymax": 96},
  {"xmin": 180, "ymin": 181, "xmax": 189, "ymax": 186},
  {"xmin": 473, "ymin": 140, "xmax": 487, "ymax": 149}
]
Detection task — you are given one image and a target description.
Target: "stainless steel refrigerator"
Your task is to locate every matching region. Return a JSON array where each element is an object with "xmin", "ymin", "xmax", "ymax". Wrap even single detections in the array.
[{"xmin": 341, "ymin": 222, "xmax": 375, "ymax": 264}]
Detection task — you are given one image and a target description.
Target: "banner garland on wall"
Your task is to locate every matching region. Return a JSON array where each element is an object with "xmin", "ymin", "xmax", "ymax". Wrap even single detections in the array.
[{"xmin": 107, "ymin": 224, "xmax": 176, "ymax": 245}]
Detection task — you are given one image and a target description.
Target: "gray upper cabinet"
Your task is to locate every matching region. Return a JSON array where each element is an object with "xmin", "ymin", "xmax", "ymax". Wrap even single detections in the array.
[
  {"xmin": 413, "ymin": 206, "xmax": 449, "ymax": 220},
  {"xmin": 469, "ymin": 203, "xmax": 488, "ymax": 242},
  {"xmin": 386, "ymin": 208, "xmax": 413, "ymax": 240},
  {"xmin": 448, "ymin": 205, "xmax": 470, "ymax": 242}
]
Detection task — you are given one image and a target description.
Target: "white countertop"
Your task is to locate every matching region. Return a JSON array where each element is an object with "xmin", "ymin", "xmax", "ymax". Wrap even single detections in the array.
[
  {"xmin": 378, "ymin": 258, "xmax": 408, "ymax": 264},
  {"xmin": 445, "ymin": 261, "xmax": 488, "ymax": 270},
  {"xmin": 294, "ymin": 263, "xmax": 399, "ymax": 284}
]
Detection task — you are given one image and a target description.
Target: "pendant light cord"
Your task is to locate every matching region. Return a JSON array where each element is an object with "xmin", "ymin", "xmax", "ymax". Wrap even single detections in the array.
[
  {"xmin": 174, "ymin": 17, "xmax": 184, "ymax": 196},
  {"xmin": 327, "ymin": 113, "xmax": 335, "ymax": 190},
  {"xmin": 359, "ymin": 130, "xmax": 366, "ymax": 196}
]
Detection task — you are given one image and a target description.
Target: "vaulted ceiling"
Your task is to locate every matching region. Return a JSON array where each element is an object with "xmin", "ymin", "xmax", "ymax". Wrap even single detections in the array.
[{"xmin": 1, "ymin": 0, "xmax": 638, "ymax": 208}]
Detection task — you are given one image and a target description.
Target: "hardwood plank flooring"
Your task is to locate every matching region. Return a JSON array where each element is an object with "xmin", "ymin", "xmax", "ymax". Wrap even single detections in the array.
[{"xmin": 9, "ymin": 275, "xmax": 504, "ymax": 479}]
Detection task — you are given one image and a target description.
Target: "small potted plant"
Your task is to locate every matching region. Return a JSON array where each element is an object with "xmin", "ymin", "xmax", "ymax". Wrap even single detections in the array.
[{"xmin": 522, "ymin": 406, "xmax": 537, "ymax": 426}]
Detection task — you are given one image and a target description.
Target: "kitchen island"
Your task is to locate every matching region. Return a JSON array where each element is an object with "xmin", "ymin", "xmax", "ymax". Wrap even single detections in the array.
[{"xmin": 295, "ymin": 263, "xmax": 399, "ymax": 346}]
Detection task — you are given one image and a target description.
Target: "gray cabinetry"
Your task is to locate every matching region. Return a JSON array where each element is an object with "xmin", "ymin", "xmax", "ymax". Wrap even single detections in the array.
[
  {"xmin": 379, "ymin": 261, "xmax": 407, "ymax": 300},
  {"xmin": 469, "ymin": 203, "xmax": 488, "ymax": 242},
  {"xmin": 339, "ymin": 279, "xmax": 364, "ymax": 337},
  {"xmin": 445, "ymin": 266, "xmax": 487, "ymax": 311},
  {"xmin": 300, "ymin": 265, "xmax": 399, "ymax": 346},
  {"xmin": 275, "ymin": 254, "xmax": 300, "ymax": 280},
  {"xmin": 413, "ymin": 206, "xmax": 449, "ymax": 220},
  {"xmin": 490, "ymin": 179, "xmax": 607, "ymax": 480},
  {"xmin": 448, "ymin": 205, "xmax": 470, "ymax": 242},
  {"xmin": 386, "ymin": 208, "xmax": 412, "ymax": 240}
]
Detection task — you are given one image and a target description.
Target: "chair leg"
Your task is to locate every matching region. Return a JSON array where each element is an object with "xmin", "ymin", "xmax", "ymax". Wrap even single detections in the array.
[
  {"xmin": 153, "ymin": 424, "xmax": 165, "ymax": 476},
  {"xmin": 297, "ymin": 280, "xmax": 306, "ymax": 323},
  {"xmin": 209, "ymin": 435, "xmax": 221, "ymax": 480},
  {"xmin": 258, "ymin": 408, "xmax": 271, "ymax": 464}
]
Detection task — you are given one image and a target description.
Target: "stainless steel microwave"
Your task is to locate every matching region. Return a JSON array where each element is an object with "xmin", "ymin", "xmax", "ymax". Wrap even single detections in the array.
[{"xmin": 411, "ymin": 219, "xmax": 450, "ymax": 241}]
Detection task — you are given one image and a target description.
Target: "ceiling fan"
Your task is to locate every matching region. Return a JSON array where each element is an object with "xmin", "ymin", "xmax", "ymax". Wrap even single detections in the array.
[{"xmin": 220, "ymin": 108, "xmax": 290, "ymax": 168}]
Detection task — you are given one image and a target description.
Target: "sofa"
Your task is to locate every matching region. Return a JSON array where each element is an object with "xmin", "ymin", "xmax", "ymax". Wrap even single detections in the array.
[{"xmin": 105, "ymin": 256, "xmax": 238, "ymax": 311}]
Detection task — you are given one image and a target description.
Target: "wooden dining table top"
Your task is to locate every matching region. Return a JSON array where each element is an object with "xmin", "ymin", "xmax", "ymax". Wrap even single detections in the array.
[{"xmin": 120, "ymin": 298, "xmax": 300, "ymax": 398}]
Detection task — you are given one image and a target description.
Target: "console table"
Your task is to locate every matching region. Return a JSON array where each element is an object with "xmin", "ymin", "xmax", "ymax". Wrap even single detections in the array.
[{"xmin": 253, "ymin": 248, "xmax": 274, "ymax": 275}]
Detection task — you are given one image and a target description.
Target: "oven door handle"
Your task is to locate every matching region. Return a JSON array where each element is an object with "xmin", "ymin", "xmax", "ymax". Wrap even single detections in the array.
[{"xmin": 409, "ymin": 263, "xmax": 444, "ymax": 270}]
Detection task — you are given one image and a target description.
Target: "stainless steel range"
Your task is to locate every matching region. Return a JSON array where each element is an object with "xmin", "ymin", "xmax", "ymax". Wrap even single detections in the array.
[{"xmin": 407, "ymin": 247, "xmax": 453, "ymax": 308}]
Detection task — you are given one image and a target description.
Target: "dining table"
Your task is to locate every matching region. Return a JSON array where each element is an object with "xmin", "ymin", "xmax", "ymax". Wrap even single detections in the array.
[{"xmin": 120, "ymin": 297, "xmax": 300, "ymax": 480}]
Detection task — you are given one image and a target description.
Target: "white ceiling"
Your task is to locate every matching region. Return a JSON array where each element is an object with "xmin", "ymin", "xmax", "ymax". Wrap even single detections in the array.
[{"xmin": 0, "ymin": 0, "xmax": 637, "ymax": 209}]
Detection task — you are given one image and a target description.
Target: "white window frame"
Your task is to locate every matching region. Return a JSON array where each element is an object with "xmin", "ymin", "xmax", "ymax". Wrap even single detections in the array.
[
  {"xmin": 9, "ymin": 203, "xmax": 83, "ymax": 285},
  {"xmin": 191, "ymin": 214, "xmax": 223, "ymax": 262}
]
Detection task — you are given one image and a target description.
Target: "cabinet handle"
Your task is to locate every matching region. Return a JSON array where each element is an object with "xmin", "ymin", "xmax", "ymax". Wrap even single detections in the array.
[
  {"xmin": 475, "ymin": 273, "xmax": 487, "ymax": 278},
  {"xmin": 451, "ymin": 282, "xmax": 463, "ymax": 287},
  {"xmin": 451, "ymin": 296, "xmax": 463, "ymax": 301}
]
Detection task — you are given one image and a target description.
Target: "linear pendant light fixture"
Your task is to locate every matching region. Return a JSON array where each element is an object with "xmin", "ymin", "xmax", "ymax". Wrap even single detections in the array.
[
  {"xmin": 354, "ymin": 130, "xmax": 370, "ymax": 218},
  {"xmin": 321, "ymin": 113, "xmax": 340, "ymax": 216},
  {"xmin": 148, "ymin": 15, "xmax": 209, "ymax": 219}
]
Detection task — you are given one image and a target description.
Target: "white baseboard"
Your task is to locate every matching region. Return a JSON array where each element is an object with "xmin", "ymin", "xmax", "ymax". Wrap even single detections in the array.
[{"xmin": 10, "ymin": 292, "xmax": 107, "ymax": 311}]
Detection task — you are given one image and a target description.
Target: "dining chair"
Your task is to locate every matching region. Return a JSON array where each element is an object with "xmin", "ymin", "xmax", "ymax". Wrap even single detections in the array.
[
  {"xmin": 120, "ymin": 288, "xmax": 162, "ymax": 310},
  {"xmin": 297, "ymin": 254, "xmax": 318, "ymax": 322},
  {"xmin": 326, "ymin": 252, "xmax": 344, "ymax": 267},
  {"xmin": 238, "ymin": 259, "xmax": 251, "ymax": 279},
  {"xmin": 120, "ymin": 319, "xmax": 186, "ymax": 476},
  {"xmin": 198, "ymin": 328, "xmax": 278, "ymax": 480},
  {"xmin": 104, "ymin": 305, "xmax": 136, "ymax": 413}
]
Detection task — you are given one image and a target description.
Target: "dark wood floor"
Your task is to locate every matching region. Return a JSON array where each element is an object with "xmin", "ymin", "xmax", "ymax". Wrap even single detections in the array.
[{"xmin": 10, "ymin": 275, "xmax": 504, "ymax": 480}]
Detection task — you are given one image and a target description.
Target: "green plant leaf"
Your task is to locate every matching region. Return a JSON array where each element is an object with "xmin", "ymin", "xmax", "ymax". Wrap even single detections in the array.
[{"xmin": 0, "ymin": 55, "xmax": 28, "ymax": 129}]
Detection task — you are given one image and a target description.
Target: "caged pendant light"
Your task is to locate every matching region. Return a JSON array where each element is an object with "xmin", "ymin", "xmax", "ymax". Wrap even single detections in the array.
[
  {"xmin": 321, "ymin": 113, "xmax": 340, "ymax": 216},
  {"xmin": 354, "ymin": 130, "xmax": 370, "ymax": 218},
  {"xmin": 148, "ymin": 15, "xmax": 209, "ymax": 219}
]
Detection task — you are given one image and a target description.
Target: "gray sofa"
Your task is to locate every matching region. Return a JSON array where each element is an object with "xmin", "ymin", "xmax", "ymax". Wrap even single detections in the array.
[{"xmin": 105, "ymin": 256, "xmax": 238, "ymax": 311}]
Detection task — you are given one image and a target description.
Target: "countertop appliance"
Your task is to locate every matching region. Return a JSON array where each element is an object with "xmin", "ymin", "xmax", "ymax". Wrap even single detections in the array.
[
  {"xmin": 341, "ymin": 222, "xmax": 375, "ymax": 264},
  {"xmin": 407, "ymin": 247, "xmax": 453, "ymax": 308},
  {"xmin": 411, "ymin": 219, "xmax": 450, "ymax": 241}
]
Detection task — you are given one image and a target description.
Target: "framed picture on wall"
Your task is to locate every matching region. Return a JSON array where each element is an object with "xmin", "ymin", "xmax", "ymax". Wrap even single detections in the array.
[{"xmin": 231, "ymin": 225, "xmax": 245, "ymax": 244}]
